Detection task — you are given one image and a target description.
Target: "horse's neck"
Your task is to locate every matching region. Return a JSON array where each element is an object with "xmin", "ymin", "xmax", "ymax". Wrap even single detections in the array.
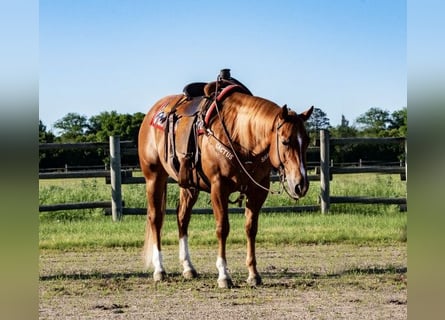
[{"xmin": 222, "ymin": 97, "xmax": 279, "ymax": 156}]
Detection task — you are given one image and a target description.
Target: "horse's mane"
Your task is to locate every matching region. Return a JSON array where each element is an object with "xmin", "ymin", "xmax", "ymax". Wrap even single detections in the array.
[{"xmin": 217, "ymin": 93, "xmax": 281, "ymax": 155}]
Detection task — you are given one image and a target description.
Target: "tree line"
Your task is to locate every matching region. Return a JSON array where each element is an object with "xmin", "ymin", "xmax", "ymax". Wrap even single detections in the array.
[
  {"xmin": 39, "ymin": 111, "xmax": 146, "ymax": 169},
  {"xmin": 39, "ymin": 107, "xmax": 407, "ymax": 170}
]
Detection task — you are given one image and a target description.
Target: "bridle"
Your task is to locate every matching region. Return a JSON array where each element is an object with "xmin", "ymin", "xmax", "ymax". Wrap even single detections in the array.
[
  {"xmin": 211, "ymin": 88, "xmax": 299, "ymax": 198},
  {"xmin": 275, "ymin": 118, "xmax": 299, "ymax": 198}
]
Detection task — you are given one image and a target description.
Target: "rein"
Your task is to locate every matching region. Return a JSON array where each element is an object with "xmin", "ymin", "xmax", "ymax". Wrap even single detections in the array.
[{"xmin": 210, "ymin": 81, "xmax": 291, "ymax": 196}]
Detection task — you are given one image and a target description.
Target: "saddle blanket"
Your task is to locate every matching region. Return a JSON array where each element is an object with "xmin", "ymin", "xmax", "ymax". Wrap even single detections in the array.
[{"xmin": 150, "ymin": 99, "xmax": 171, "ymax": 130}]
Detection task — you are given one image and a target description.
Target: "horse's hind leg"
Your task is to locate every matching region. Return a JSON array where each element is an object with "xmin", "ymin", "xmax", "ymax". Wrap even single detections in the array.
[
  {"xmin": 210, "ymin": 179, "xmax": 232, "ymax": 288},
  {"xmin": 142, "ymin": 172, "xmax": 168, "ymax": 282},
  {"xmin": 177, "ymin": 187, "xmax": 199, "ymax": 279}
]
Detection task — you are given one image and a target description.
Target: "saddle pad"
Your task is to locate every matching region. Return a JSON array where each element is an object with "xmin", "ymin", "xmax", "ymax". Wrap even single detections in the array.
[
  {"xmin": 150, "ymin": 102, "xmax": 169, "ymax": 130},
  {"xmin": 150, "ymin": 95, "xmax": 183, "ymax": 130}
]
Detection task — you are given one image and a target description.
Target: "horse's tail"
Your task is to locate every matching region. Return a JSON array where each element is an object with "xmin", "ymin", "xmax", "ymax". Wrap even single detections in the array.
[{"xmin": 142, "ymin": 221, "xmax": 154, "ymax": 270}]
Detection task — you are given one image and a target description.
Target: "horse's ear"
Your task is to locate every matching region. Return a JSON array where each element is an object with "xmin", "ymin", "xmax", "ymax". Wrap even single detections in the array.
[
  {"xmin": 299, "ymin": 106, "xmax": 314, "ymax": 122},
  {"xmin": 280, "ymin": 104, "xmax": 289, "ymax": 120}
]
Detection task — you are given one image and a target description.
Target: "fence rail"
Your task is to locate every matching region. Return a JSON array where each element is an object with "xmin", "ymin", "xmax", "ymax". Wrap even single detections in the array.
[
  {"xmin": 39, "ymin": 131, "xmax": 407, "ymax": 219},
  {"xmin": 39, "ymin": 201, "xmax": 112, "ymax": 212},
  {"xmin": 319, "ymin": 130, "xmax": 407, "ymax": 213}
]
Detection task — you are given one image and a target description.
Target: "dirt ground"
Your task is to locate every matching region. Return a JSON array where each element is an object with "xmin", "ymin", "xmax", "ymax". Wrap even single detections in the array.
[{"xmin": 39, "ymin": 243, "xmax": 406, "ymax": 319}]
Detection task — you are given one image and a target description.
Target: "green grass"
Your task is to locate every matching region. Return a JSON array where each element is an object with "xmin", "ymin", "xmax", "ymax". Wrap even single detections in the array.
[
  {"xmin": 39, "ymin": 211, "xmax": 406, "ymax": 250},
  {"xmin": 39, "ymin": 173, "xmax": 407, "ymax": 250}
]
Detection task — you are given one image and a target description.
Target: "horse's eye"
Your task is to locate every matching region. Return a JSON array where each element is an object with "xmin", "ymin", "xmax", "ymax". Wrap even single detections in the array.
[{"xmin": 282, "ymin": 139, "xmax": 290, "ymax": 146}]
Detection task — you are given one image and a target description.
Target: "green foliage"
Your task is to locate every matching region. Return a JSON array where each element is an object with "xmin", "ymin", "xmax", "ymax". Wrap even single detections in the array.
[
  {"xmin": 53, "ymin": 112, "xmax": 89, "ymax": 142},
  {"xmin": 306, "ymin": 107, "xmax": 331, "ymax": 142},
  {"xmin": 354, "ymin": 107, "xmax": 407, "ymax": 138},
  {"xmin": 87, "ymin": 111, "xmax": 145, "ymax": 142},
  {"xmin": 39, "ymin": 119, "xmax": 55, "ymax": 143},
  {"xmin": 330, "ymin": 115, "xmax": 358, "ymax": 138},
  {"xmin": 39, "ymin": 111, "xmax": 145, "ymax": 169},
  {"xmin": 355, "ymin": 107, "xmax": 390, "ymax": 135},
  {"xmin": 388, "ymin": 107, "xmax": 407, "ymax": 137},
  {"xmin": 327, "ymin": 108, "xmax": 406, "ymax": 164},
  {"xmin": 39, "ymin": 120, "xmax": 56, "ymax": 162}
]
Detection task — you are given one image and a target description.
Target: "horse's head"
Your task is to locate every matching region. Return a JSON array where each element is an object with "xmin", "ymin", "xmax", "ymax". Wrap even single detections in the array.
[{"xmin": 271, "ymin": 105, "xmax": 314, "ymax": 200}]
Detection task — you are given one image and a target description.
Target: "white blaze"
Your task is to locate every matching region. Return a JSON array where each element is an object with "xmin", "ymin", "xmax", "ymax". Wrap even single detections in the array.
[{"xmin": 297, "ymin": 134, "xmax": 306, "ymax": 178}]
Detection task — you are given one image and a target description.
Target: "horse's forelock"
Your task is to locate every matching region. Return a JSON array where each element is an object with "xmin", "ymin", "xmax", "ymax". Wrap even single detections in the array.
[{"xmin": 285, "ymin": 112, "xmax": 299, "ymax": 123}]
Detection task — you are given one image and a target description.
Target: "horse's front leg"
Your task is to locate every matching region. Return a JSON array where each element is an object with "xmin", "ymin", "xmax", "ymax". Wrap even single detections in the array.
[
  {"xmin": 210, "ymin": 179, "xmax": 232, "ymax": 288},
  {"xmin": 177, "ymin": 187, "xmax": 199, "ymax": 279},
  {"xmin": 245, "ymin": 184, "xmax": 269, "ymax": 286}
]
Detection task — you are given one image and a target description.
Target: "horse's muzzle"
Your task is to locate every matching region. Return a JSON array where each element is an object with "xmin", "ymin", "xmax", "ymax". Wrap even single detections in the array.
[
  {"xmin": 295, "ymin": 181, "xmax": 309, "ymax": 198},
  {"xmin": 288, "ymin": 178, "xmax": 309, "ymax": 200}
]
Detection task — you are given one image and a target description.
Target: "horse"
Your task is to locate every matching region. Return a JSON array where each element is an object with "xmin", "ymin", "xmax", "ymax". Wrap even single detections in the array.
[{"xmin": 138, "ymin": 75, "xmax": 313, "ymax": 288}]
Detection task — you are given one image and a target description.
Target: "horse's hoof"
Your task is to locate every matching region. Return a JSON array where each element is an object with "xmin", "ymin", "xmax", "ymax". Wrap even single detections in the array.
[
  {"xmin": 246, "ymin": 275, "xmax": 262, "ymax": 287},
  {"xmin": 217, "ymin": 278, "xmax": 234, "ymax": 289},
  {"xmin": 153, "ymin": 271, "xmax": 166, "ymax": 282},
  {"xmin": 183, "ymin": 269, "xmax": 198, "ymax": 279}
]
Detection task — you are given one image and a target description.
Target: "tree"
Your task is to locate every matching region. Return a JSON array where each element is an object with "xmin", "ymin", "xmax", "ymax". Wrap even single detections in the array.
[
  {"xmin": 305, "ymin": 107, "xmax": 330, "ymax": 144},
  {"xmin": 87, "ymin": 111, "xmax": 145, "ymax": 142},
  {"xmin": 330, "ymin": 115, "xmax": 358, "ymax": 138},
  {"xmin": 388, "ymin": 107, "xmax": 407, "ymax": 137},
  {"xmin": 53, "ymin": 113, "xmax": 89, "ymax": 142},
  {"xmin": 355, "ymin": 107, "xmax": 391, "ymax": 136},
  {"xmin": 306, "ymin": 107, "xmax": 330, "ymax": 132},
  {"xmin": 39, "ymin": 119, "xmax": 55, "ymax": 143},
  {"xmin": 39, "ymin": 120, "xmax": 56, "ymax": 163}
]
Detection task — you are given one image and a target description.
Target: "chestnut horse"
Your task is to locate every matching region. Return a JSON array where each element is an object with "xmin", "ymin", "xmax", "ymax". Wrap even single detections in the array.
[{"xmin": 138, "ymin": 80, "xmax": 313, "ymax": 288}]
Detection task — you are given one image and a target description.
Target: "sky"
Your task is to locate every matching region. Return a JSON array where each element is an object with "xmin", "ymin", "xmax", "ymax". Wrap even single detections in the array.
[{"xmin": 39, "ymin": 0, "xmax": 406, "ymax": 131}]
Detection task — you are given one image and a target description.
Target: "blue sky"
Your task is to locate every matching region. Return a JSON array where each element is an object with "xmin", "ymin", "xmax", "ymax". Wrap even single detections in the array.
[{"xmin": 39, "ymin": 0, "xmax": 406, "ymax": 131}]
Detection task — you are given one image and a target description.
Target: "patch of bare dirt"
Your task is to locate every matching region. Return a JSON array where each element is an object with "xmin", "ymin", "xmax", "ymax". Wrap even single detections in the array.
[{"xmin": 39, "ymin": 244, "xmax": 406, "ymax": 319}]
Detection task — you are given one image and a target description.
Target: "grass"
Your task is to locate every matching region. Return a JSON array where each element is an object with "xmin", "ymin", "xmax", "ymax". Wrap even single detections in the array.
[
  {"xmin": 39, "ymin": 212, "xmax": 406, "ymax": 250},
  {"xmin": 39, "ymin": 173, "xmax": 407, "ymax": 250}
]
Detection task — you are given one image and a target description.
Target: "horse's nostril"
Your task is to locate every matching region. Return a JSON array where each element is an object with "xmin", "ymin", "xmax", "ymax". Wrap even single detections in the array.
[{"xmin": 295, "ymin": 184, "xmax": 302, "ymax": 195}]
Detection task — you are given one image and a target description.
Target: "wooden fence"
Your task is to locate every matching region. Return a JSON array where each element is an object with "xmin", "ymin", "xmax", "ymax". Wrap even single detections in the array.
[
  {"xmin": 318, "ymin": 130, "xmax": 407, "ymax": 213},
  {"xmin": 39, "ymin": 131, "xmax": 407, "ymax": 220}
]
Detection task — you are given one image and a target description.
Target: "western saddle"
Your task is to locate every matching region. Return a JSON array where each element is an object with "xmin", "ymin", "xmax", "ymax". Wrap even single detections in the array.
[{"xmin": 161, "ymin": 69, "xmax": 252, "ymax": 188}]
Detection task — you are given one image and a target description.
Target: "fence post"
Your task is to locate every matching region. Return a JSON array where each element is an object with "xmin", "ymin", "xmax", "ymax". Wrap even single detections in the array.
[
  {"xmin": 110, "ymin": 135, "xmax": 123, "ymax": 221},
  {"xmin": 320, "ymin": 130, "xmax": 330, "ymax": 213},
  {"xmin": 404, "ymin": 138, "xmax": 408, "ymax": 183}
]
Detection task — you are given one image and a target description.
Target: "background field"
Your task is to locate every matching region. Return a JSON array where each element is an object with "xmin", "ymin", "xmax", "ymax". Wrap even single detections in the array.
[{"xmin": 39, "ymin": 173, "xmax": 407, "ymax": 319}]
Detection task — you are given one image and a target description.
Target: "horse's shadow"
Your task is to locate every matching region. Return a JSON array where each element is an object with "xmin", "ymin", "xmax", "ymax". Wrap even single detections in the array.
[
  {"xmin": 40, "ymin": 266, "xmax": 406, "ymax": 286},
  {"xmin": 39, "ymin": 271, "xmax": 149, "ymax": 282}
]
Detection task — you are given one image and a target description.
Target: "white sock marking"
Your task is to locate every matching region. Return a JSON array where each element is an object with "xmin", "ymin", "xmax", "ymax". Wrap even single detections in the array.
[
  {"xmin": 216, "ymin": 256, "xmax": 230, "ymax": 280},
  {"xmin": 152, "ymin": 244, "xmax": 164, "ymax": 274},
  {"xmin": 179, "ymin": 236, "xmax": 194, "ymax": 273}
]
